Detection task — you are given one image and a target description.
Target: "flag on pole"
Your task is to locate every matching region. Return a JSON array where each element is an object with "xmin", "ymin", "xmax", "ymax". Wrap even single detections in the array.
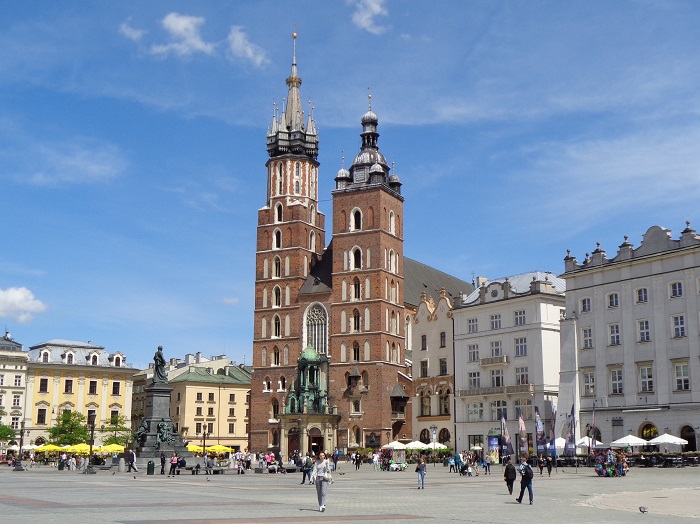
[
  {"xmin": 535, "ymin": 406, "xmax": 545, "ymax": 454},
  {"xmin": 549, "ymin": 401, "xmax": 557, "ymax": 457},
  {"xmin": 501, "ymin": 415, "xmax": 514, "ymax": 456},
  {"xmin": 564, "ymin": 404, "xmax": 575, "ymax": 457},
  {"xmin": 518, "ymin": 408, "xmax": 528, "ymax": 460}
]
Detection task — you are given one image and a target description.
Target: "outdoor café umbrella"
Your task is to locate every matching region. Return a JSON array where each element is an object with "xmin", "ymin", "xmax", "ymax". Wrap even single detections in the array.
[
  {"xmin": 576, "ymin": 436, "xmax": 603, "ymax": 448},
  {"xmin": 65, "ymin": 443, "xmax": 92, "ymax": 454},
  {"xmin": 470, "ymin": 445, "xmax": 483, "ymax": 451},
  {"xmin": 35, "ymin": 444, "xmax": 63, "ymax": 452},
  {"xmin": 610, "ymin": 435, "xmax": 648, "ymax": 447},
  {"xmin": 381, "ymin": 440, "xmax": 407, "ymax": 450},
  {"xmin": 99, "ymin": 443, "xmax": 125, "ymax": 453},
  {"xmin": 187, "ymin": 443, "xmax": 204, "ymax": 453},
  {"xmin": 405, "ymin": 440, "xmax": 428, "ymax": 450},
  {"xmin": 425, "ymin": 442, "xmax": 447, "ymax": 451},
  {"xmin": 206, "ymin": 444, "xmax": 234, "ymax": 453},
  {"xmin": 648, "ymin": 433, "xmax": 688, "ymax": 446}
]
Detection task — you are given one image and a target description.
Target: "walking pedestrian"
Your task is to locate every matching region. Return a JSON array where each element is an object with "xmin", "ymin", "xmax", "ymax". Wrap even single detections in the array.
[
  {"xmin": 483, "ymin": 453, "xmax": 491, "ymax": 475},
  {"xmin": 168, "ymin": 452, "xmax": 178, "ymax": 477},
  {"xmin": 538, "ymin": 454, "xmax": 545, "ymax": 476},
  {"xmin": 160, "ymin": 451, "xmax": 166, "ymax": 475},
  {"xmin": 516, "ymin": 460, "xmax": 534, "ymax": 505},
  {"xmin": 127, "ymin": 449, "xmax": 139, "ymax": 473},
  {"xmin": 354, "ymin": 452, "xmax": 362, "ymax": 470},
  {"xmin": 301, "ymin": 453, "xmax": 313, "ymax": 484},
  {"xmin": 310, "ymin": 451, "xmax": 332, "ymax": 512},
  {"xmin": 415, "ymin": 458, "xmax": 426, "ymax": 489},
  {"xmin": 545, "ymin": 455, "xmax": 553, "ymax": 477},
  {"xmin": 504, "ymin": 458, "xmax": 517, "ymax": 495}
]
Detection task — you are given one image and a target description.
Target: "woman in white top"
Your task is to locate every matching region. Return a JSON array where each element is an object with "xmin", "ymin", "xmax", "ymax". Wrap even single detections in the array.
[{"xmin": 310, "ymin": 451, "xmax": 332, "ymax": 512}]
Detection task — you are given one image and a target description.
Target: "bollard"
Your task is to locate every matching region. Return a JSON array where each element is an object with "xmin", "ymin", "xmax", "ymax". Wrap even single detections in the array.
[
  {"xmin": 118, "ymin": 457, "xmax": 126, "ymax": 472},
  {"xmin": 147, "ymin": 460, "xmax": 155, "ymax": 475}
]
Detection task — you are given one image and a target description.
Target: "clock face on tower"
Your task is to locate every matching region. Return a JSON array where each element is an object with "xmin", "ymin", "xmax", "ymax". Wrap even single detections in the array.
[{"xmin": 491, "ymin": 289, "xmax": 498, "ymax": 298}]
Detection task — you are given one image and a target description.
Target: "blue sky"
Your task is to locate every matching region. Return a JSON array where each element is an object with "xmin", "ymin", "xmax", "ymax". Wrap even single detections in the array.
[{"xmin": 1, "ymin": 1, "xmax": 699, "ymax": 370}]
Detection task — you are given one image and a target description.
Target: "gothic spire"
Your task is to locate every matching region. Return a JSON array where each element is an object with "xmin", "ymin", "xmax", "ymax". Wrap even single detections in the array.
[{"xmin": 284, "ymin": 32, "xmax": 303, "ymax": 131}]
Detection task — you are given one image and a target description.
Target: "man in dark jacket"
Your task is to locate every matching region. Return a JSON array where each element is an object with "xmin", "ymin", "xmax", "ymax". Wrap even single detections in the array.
[
  {"xmin": 516, "ymin": 460, "xmax": 534, "ymax": 505},
  {"xmin": 504, "ymin": 458, "xmax": 517, "ymax": 494}
]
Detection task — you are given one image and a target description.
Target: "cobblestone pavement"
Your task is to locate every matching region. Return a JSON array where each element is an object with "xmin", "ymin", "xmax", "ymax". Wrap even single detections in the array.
[{"xmin": 0, "ymin": 462, "xmax": 698, "ymax": 523}]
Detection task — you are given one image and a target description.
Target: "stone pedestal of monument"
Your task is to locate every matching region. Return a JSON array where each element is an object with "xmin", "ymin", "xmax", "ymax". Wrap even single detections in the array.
[{"xmin": 134, "ymin": 382, "xmax": 192, "ymax": 467}]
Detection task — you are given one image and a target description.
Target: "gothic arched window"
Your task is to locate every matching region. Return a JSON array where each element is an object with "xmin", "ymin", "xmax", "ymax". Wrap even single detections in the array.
[{"xmin": 306, "ymin": 304, "xmax": 328, "ymax": 354}]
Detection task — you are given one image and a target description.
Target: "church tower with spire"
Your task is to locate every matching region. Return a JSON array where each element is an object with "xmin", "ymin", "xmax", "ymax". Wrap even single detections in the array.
[
  {"xmin": 250, "ymin": 33, "xmax": 327, "ymax": 452},
  {"xmin": 250, "ymin": 37, "xmax": 412, "ymax": 455}
]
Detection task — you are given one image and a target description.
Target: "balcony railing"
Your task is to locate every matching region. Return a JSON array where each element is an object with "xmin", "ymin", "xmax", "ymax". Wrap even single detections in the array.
[
  {"xmin": 391, "ymin": 411, "xmax": 406, "ymax": 420},
  {"xmin": 456, "ymin": 383, "xmax": 535, "ymax": 397},
  {"xmin": 480, "ymin": 355, "xmax": 509, "ymax": 366}
]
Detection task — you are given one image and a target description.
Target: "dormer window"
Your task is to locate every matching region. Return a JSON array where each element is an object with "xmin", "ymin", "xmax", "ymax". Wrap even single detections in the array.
[
  {"xmin": 66, "ymin": 353, "xmax": 74, "ymax": 364},
  {"xmin": 114, "ymin": 356, "xmax": 121, "ymax": 367},
  {"xmin": 91, "ymin": 354, "xmax": 98, "ymax": 365},
  {"xmin": 41, "ymin": 351, "xmax": 50, "ymax": 363}
]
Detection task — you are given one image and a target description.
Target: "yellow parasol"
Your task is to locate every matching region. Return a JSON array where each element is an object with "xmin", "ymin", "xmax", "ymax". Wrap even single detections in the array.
[
  {"xmin": 35, "ymin": 443, "xmax": 63, "ymax": 452},
  {"xmin": 98, "ymin": 443, "xmax": 125, "ymax": 453},
  {"xmin": 65, "ymin": 443, "xmax": 92, "ymax": 454},
  {"xmin": 205, "ymin": 444, "xmax": 234, "ymax": 453},
  {"xmin": 187, "ymin": 444, "xmax": 204, "ymax": 453}
]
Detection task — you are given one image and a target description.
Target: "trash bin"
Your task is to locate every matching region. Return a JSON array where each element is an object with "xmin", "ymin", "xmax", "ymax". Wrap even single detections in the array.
[
  {"xmin": 58, "ymin": 459, "xmax": 65, "ymax": 471},
  {"xmin": 147, "ymin": 460, "xmax": 155, "ymax": 475}
]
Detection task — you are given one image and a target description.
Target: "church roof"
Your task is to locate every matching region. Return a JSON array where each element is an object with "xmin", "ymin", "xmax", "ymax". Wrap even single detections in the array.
[
  {"xmin": 299, "ymin": 246, "xmax": 333, "ymax": 295},
  {"xmin": 403, "ymin": 257, "xmax": 473, "ymax": 308}
]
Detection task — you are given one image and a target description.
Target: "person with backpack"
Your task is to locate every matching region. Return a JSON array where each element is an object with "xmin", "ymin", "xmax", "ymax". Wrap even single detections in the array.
[
  {"xmin": 504, "ymin": 458, "xmax": 517, "ymax": 495},
  {"xmin": 516, "ymin": 459, "xmax": 534, "ymax": 505},
  {"xmin": 301, "ymin": 453, "xmax": 313, "ymax": 484}
]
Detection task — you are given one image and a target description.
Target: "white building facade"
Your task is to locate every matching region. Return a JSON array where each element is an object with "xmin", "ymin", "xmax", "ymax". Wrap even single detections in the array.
[
  {"xmin": 0, "ymin": 332, "xmax": 28, "ymax": 432},
  {"xmin": 558, "ymin": 224, "xmax": 700, "ymax": 451},
  {"xmin": 412, "ymin": 289, "xmax": 456, "ymax": 448},
  {"xmin": 453, "ymin": 273, "xmax": 564, "ymax": 457}
]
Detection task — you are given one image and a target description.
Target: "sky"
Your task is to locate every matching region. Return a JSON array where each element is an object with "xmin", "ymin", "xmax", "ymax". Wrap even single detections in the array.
[{"xmin": 1, "ymin": 1, "xmax": 699, "ymax": 370}]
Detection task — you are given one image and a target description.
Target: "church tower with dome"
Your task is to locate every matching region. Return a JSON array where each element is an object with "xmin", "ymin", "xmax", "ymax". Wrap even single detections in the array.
[{"xmin": 250, "ymin": 35, "xmax": 412, "ymax": 456}]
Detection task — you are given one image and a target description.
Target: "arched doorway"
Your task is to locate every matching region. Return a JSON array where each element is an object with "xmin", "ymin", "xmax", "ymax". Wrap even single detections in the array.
[
  {"xmin": 681, "ymin": 426, "xmax": 697, "ymax": 452},
  {"xmin": 438, "ymin": 428, "xmax": 450, "ymax": 445},
  {"xmin": 287, "ymin": 427, "xmax": 300, "ymax": 455},
  {"xmin": 309, "ymin": 427, "xmax": 323, "ymax": 454},
  {"xmin": 589, "ymin": 427, "xmax": 602, "ymax": 443}
]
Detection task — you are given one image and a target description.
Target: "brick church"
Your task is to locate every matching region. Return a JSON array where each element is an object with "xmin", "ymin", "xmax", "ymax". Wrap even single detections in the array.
[{"xmin": 249, "ymin": 35, "xmax": 470, "ymax": 456}]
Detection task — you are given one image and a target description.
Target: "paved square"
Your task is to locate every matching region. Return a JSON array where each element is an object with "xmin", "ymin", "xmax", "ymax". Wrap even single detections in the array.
[{"xmin": 1, "ymin": 462, "xmax": 698, "ymax": 523}]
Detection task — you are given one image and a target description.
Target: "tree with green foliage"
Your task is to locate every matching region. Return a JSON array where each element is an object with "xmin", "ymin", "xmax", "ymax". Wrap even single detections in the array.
[
  {"xmin": 0, "ymin": 423, "xmax": 16, "ymax": 442},
  {"xmin": 47, "ymin": 410, "xmax": 90, "ymax": 445},
  {"xmin": 99, "ymin": 414, "xmax": 133, "ymax": 447}
]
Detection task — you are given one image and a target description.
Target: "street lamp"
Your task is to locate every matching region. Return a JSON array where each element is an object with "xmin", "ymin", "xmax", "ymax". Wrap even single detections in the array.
[
  {"xmin": 13, "ymin": 421, "xmax": 29, "ymax": 471},
  {"xmin": 296, "ymin": 418, "xmax": 303, "ymax": 454},
  {"xmin": 430, "ymin": 424, "xmax": 438, "ymax": 467},
  {"xmin": 85, "ymin": 414, "xmax": 97, "ymax": 474}
]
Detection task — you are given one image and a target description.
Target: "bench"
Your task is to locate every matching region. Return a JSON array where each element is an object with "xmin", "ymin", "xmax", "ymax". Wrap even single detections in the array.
[{"xmin": 285, "ymin": 466, "xmax": 297, "ymax": 473}]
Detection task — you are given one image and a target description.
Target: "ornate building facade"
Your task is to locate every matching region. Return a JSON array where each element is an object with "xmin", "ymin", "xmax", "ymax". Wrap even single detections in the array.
[
  {"xmin": 250, "ymin": 36, "xmax": 413, "ymax": 454},
  {"xmin": 559, "ymin": 223, "xmax": 700, "ymax": 451},
  {"xmin": 0, "ymin": 331, "xmax": 28, "ymax": 432},
  {"xmin": 24, "ymin": 339, "xmax": 138, "ymax": 445}
]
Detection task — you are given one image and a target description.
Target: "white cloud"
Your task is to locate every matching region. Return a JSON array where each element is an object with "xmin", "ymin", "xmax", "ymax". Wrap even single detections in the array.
[
  {"xmin": 348, "ymin": 0, "xmax": 389, "ymax": 35},
  {"xmin": 0, "ymin": 287, "xmax": 47, "ymax": 323},
  {"xmin": 26, "ymin": 139, "xmax": 128, "ymax": 186},
  {"xmin": 222, "ymin": 297, "xmax": 240, "ymax": 305},
  {"xmin": 150, "ymin": 12, "xmax": 215, "ymax": 57},
  {"xmin": 118, "ymin": 19, "xmax": 147, "ymax": 42},
  {"xmin": 227, "ymin": 26, "xmax": 269, "ymax": 68}
]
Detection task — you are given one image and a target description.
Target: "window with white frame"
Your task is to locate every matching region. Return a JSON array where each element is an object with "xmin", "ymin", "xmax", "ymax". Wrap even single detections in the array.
[
  {"xmin": 490, "ymin": 314, "xmax": 501, "ymax": 330},
  {"xmin": 12, "ymin": 394, "xmax": 20, "ymax": 407},
  {"xmin": 609, "ymin": 324, "xmax": 620, "ymax": 346},
  {"xmin": 421, "ymin": 335, "xmax": 427, "ymax": 351},
  {"xmin": 490, "ymin": 340, "xmax": 502, "ymax": 357},
  {"xmin": 514, "ymin": 310, "xmax": 526, "ymax": 326},
  {"xmin": 491, "ymin": 369, "xmax": 504, "ymax": 387},
  {"xmin": 468, "ymin": 402, "xmax": 484, "ymax": 422},
  {"xmin": 582, "ymin": 327, "xmax": 593, "ymax": 349},
  {"xmin": 515, "ymin": 366, "xmax": 529, "ymax": 385},
  {"xmin": 670, "ymin": 281, "xmax": 683, "ymax": 298},
  {"xmin": 636, "ymin": 288, "xmax": 648, "ymax": 303},
  {"xmin": 420, "ymin": 360, "xmax": 428, "ymax": 378},
  {"xmin": 673, "ymin": 315, "xmax": 686, "ymax": 338},
  {"xmin": 581, "ymin": 297, "xmax": 591, "ymax": 313},
  {"xmin": 675, "ymin": 363, "xmax": 690, "ymax": 391},
  {"xmin": 14, "ymin": 375, "xmax": 21, "ymax": 387},
  {"xmin": 468, "ymin": 371, "xmax": 480, "ymax": 389},
  {"xmin": 639, "ymin": 366, "xmax": 653, "ymax": 393},
  {"xmin": 468, "ymin": 344, "xmax": 479, "ymax": 362},
  {"xmin": 514, "ymin": 398, "xmax": 533, "ymax": 419},
  {"xmin": 610, "ymin": 369, "xmax": 623, "ymax": 395},
  {"xmin": 228, "ymin": 423, "xmax": 235, "ymax": 434},
  {"xmin": 608, "ymin": 292, "xmax": 619, "ymax": 308},
  {"xmin": 439, "ymin": 358, "xmax": 448, "ymax": 376},
  {"xmin": 583, "ymin": 371, "xmax": 595, "ymax": 396},
  {"xmin": 638, "ymin": 320, "xmax": 650, "ymax": 342},
  {"xmin": 440, "ymin": 331, "xmax": 446, "ymax": 348},
  {"xmin": 0, "ymin": 374, "xmax": 3, "ymax": 386},
  {"xmin": 491, "ymin": 400, "xmax": 507, "ymax": 421},
  {"xmin": 467, "ymin": 318, "xmax": 478, "ymax": 333},
  {"xmin": 514, "ymin": 337, "xmax": 527, "ymax": 357}
]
